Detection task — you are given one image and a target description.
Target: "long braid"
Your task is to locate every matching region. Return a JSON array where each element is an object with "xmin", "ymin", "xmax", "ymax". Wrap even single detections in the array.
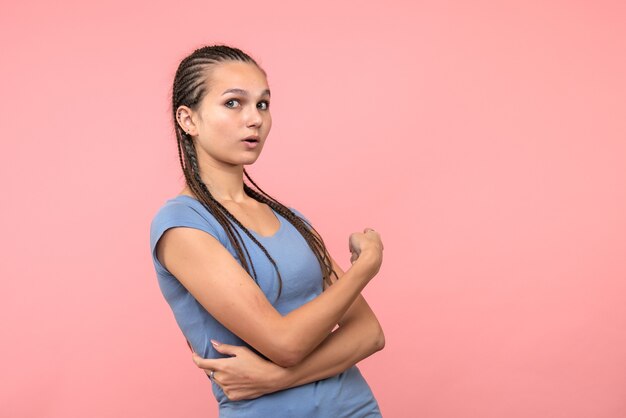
[
  {"xmin": 242, "ymin": 177, "xmax": 337, "ymax": 287},
  {"xmin": 183, "ymin": 135, "xmax": 285, "ymax": 296},
  {"xmin": 243, "ymin": 168, "xmax": 337, "ymax": 283},
  {"xmin": 182, "ymin": 136, "xmax": 252, "ymax": 272},
  {"xmin": 171, "ymin": 44, "xmax": 336, "ymax": 301}
]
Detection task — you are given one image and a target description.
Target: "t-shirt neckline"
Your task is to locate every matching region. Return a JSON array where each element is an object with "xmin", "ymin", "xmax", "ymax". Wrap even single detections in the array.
[{"xmin": 172, "ymin": 194, "xmax": 285, "ymax": 239}]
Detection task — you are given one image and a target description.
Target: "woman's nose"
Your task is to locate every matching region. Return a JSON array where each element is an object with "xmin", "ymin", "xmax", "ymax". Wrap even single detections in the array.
[{"xmin": 245, "ymin": 106, "xmax": 263, "ymax": 127}]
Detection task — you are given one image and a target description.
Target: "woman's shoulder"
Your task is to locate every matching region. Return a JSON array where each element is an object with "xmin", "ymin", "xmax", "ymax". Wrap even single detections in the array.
[
  {"xmin": 150, "ymin": 194, "xmax": 227, "ymax": 246},
  {"xmin": 152, "ymin": 194, "xmax": 209, "ymax": 220},
  {"xmin": 287, "ymin": 206, "xmax": 313, "ymax": 228}
]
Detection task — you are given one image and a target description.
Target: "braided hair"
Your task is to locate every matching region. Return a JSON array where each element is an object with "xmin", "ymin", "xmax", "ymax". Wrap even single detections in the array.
[{"xmin": 171, "ymin": 44, "xmax": 337, "ymax": 301}]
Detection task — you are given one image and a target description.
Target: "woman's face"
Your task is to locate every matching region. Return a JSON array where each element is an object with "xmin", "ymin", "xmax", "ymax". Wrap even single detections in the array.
[{"xmin": 188, "ymin": 61, "xmax": 272, "ymax": 168}]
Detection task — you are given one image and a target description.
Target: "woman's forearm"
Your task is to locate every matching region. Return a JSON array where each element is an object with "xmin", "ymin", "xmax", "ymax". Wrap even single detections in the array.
[
  {"xmin": 194, "ymin": 296, "xmax": 385, "ymax": 401},
  {"xmin": 278, "ymin": 308, "xmax": 384, "ymax": 390},
  {"xmin": 274, "ymin": 252, "xmax": 380, "ymax": 365}
]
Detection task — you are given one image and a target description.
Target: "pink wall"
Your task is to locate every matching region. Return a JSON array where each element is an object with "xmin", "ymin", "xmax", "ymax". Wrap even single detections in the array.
[{"xmin": 2, "ymin": 1, "xmax": 625, "ymax": 417}]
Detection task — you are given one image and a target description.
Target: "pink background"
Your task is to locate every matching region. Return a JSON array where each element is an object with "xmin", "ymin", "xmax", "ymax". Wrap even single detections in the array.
[{"xmin": 2, "ymin": 1, "xmax": 625, "ymax": 417}]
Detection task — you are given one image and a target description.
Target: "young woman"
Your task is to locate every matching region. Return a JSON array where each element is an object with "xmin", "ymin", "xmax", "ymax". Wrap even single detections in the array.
[{"xmin": 149, "ymin": 44, "xmax": 385, "ymax": 417}]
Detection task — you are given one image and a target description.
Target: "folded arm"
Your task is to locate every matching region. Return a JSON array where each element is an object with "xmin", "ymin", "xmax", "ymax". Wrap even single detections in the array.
[
  {"xmin": 192, "ymin": 255, "xmax": 385, "ymax": 400},
  {"xmin": 156, "ymin": 222, "xmax": 382, "ymax": 367},
  {"xmin": 281, "ymin": 291, "xmax": 385, "ymax": 389}
]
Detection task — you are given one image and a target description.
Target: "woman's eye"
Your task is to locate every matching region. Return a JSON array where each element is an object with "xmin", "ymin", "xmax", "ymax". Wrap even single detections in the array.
[
  {"xmin": 225, "ymin": 99, "xmax": 240, "ymax": 108},
  {"xmin": 258, "ymin": 101, "xmax": 270, "ymax": 110}
]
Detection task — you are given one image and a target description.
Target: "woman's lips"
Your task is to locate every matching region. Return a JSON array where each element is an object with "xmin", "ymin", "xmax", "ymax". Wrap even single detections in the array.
[{"xmin": 242, "ymin": 139, "xmax": 260, "ymax": 149}]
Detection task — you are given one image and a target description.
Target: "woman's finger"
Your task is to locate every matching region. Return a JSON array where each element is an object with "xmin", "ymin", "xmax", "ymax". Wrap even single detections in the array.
[
  {"xmin": 210, "ymin": 340, "xmax": 242, "ymax": 356},
  {"xmin": 192, "ymin": 352, "xmax": 225, "ymax": 372}
]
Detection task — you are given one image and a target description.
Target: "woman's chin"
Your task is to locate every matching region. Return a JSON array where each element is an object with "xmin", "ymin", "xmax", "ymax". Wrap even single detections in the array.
[
  {"xmin": 241, "ymin": 153, "xmax": 263, "ymax": 165},
  {"xmin": 231, "ymin": 156, "xmax": 261, "ymax": 167}
]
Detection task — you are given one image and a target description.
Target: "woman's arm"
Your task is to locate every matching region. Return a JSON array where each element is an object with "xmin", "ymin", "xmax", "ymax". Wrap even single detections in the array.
[
  {"xmin": 190, "ymin": 256, "xmax": 385, "ymax": 401},
  {"xmin": 156, "ymin": 225, "xmax": 383, "ymax": 367},
  {"xmin": 280, "ymin": 293, "xmax": 385, "ymax": 388}
]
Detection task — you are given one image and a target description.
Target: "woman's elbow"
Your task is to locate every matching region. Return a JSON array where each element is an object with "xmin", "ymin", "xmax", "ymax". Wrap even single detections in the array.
[
  {"xmin": 272, "ymin": 350, "xmax": 302, "ymax": 368},
  {"xmin": 372, "ymin": 323, "xmax": 385, "ymax": 352},
  {"xmin": 268, "ymin": 336, "xmax": 308, "ymax": 367}
]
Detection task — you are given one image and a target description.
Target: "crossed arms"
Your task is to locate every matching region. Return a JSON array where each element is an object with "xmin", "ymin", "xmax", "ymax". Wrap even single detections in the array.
[{"xmin": 156, "ymin": 223, "xmax": 385, "ymax": 400}]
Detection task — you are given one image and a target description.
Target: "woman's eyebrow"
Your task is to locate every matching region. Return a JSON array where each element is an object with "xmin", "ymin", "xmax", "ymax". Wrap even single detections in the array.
[{"xmin": 221, "ymin": 88, "xmax": 271, "ymax": 97}]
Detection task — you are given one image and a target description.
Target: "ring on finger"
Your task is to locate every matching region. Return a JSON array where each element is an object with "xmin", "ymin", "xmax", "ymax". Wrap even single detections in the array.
[{"xmin": 209, "ymin": 370, "xmax": 215, "ymax": 380}]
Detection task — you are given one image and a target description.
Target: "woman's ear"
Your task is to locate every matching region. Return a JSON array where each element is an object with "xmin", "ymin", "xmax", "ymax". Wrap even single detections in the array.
[{"xmin": 176, "ymin": 105, "xmax": 197, "ymax": 136}]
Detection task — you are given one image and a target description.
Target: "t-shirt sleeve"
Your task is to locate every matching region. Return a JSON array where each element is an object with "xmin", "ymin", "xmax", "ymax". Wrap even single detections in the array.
[{"xmin": 149, "ymin": 202, "xmax": 224, "ymax": 276}]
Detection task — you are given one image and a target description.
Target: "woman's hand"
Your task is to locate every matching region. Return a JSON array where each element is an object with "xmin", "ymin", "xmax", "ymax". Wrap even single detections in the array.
[
  {"xmin": 192, "ymin": 340, "xmax": 288, "ymax": 401},
  {"xmin": 349, "ymin": 228, "xmax": 384, "ymax": 274}
]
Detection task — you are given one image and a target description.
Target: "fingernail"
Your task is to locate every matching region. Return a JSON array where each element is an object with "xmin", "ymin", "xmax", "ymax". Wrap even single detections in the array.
[{"xmin": 211, "ymin": 339, "xmax": 221, "ymax": 347}]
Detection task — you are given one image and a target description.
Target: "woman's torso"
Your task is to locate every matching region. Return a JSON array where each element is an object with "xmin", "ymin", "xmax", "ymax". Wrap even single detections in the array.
[{"xmin": 149, "ymin": 194, "xmax": 381, "ymax": 417}]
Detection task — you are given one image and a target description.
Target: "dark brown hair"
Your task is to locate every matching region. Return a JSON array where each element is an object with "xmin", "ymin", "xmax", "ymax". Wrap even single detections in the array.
[{"xmin": 171, "ymin": 44, "xmax": 337, "ymax": 300}]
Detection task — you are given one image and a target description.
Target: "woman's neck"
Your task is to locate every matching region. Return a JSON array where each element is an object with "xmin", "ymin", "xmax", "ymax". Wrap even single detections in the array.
[{"xmin": 190, "ymin": 160, "xmax": 248, "ymax": 203}]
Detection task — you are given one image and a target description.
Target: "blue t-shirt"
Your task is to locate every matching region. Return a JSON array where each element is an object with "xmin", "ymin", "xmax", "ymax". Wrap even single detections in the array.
[{"xmin": 149, "ymin": 194, "xmax": 382, "ymax": 417}]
